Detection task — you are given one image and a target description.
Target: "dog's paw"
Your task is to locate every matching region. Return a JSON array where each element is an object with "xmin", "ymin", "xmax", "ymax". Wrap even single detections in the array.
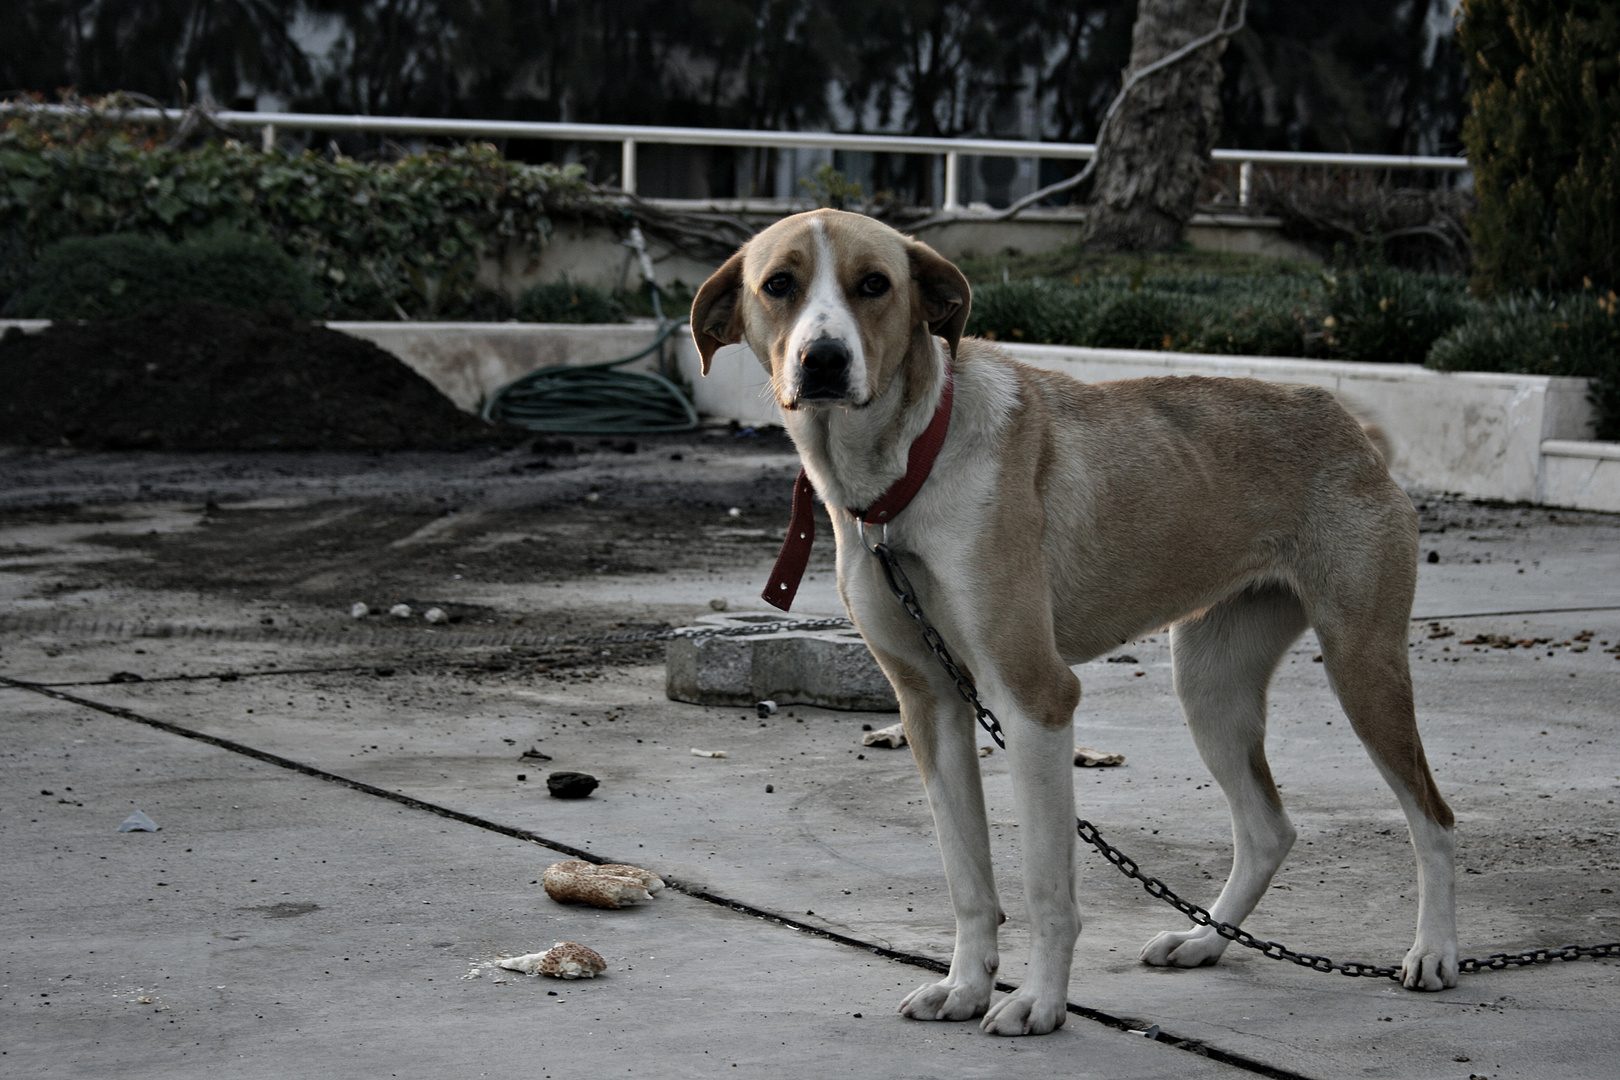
[
  {"xmin": 898, "ymin": 976, "xmax": 992, "ymax": 1022},
  {"xmin": 980, "ymin": 988, "xmax": 1067, "ymax": 1036},
  {"xmin": 1139, "ymin": 927, "xmax": 1227, "ymax": 968},
  {"xmin": 1400, "ymin": 940, "xmax": 1458, "ymax": 991}
]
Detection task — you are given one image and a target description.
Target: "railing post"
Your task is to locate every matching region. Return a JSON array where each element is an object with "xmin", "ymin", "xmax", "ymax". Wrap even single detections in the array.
[
  {"xmin": 943, "ymin": 150, "xmax": 960, "ymax": 212},
  {"xmin": 621, "ymin": 138, "xmax": 637, "ymax": 195},
  {"xmin": 261, "ymin": 124, "xmax": 276, "ymax": 153},
  {"xmin": 1239, "ymin": 159, "xmax": 1252, "ymax": 207}
]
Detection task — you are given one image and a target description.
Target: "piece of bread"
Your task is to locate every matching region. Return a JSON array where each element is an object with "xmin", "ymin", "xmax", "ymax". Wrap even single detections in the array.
[
  {"xmin": 542, "ymin": 859, "xmax": 665, "ymax": 908},
  {"xmin": 498, "ymin": 941, "xmax": 606, "ymax": 979}
]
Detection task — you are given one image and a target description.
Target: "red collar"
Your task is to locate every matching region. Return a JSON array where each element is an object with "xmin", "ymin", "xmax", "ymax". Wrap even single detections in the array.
[{"xmin": 763, "ymin": 365, "xmax": 954, "ymax": 611}]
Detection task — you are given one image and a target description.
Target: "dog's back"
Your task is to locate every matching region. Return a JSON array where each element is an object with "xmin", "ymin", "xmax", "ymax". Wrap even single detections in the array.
[{"xmin": 953, "ymin": 343, "xmax": 1416, "ymax": 662}]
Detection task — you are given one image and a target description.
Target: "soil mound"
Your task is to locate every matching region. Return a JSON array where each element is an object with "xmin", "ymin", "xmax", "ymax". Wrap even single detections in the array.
[{"xmin": 0, "ymin": 301, "xmax": 517, "ymax": 451}]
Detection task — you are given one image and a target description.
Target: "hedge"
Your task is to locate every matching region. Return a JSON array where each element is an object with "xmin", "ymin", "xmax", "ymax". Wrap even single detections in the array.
[
  {"xmin": 2, "ymin": 232, "xmax": 322, "ymax": 320},
  {"xmin": 967, "ymin": 269, "xmax": 1620, "ymax": 438},
  {"xmin": 966, "ymin": 265, "xmax": 1473, "ymax": 365},
  {"xmin": 1428, "ymin": 288, "xmax": 1620, "ymax": 439},
  {"xmin": 0, "ymin": 100, "xmax": 599, "ymax": 319},
  {"xmin": 1460, "ymin": 0, "xmax": 1620, "ymax": 296}
]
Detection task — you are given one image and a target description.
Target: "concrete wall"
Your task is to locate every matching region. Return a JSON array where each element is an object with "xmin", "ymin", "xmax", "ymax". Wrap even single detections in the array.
[
  {"xmin": 474, "ymin": 210, "xmax": 1322, "ymax": 298},
  {"xmin": 675, "ymin": 338, "xmax": 1616, "ymax": 511},
  {"xmin": 331, "ymin": 321, "xmax": 672, "ymax": 412},
  {"xmin": 6, "ymin": 314, "xmax": 1614, "ymax": 512},
  {"xmin": 1540, "ymin": 440, "xmax": 1620, "ymax": 513},
  {"xmin": 995, "ymin": 343, "xmax": 1599, "ymax": 505}
]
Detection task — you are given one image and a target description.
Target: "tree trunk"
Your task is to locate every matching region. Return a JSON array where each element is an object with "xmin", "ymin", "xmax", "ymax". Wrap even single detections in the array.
[{"xmin": 1083, "ymin": 0, "xmax": 1232, "ymax": 252}]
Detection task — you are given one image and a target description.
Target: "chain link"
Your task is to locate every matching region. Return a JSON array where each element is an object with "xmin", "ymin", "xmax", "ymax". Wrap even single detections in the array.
[{"xmin": 866, "ymin": 541, "xmax": 1619, "ymax": 981}]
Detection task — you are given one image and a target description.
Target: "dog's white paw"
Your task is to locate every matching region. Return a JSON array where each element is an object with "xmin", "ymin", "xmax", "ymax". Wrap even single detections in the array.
[
  {"xmin": 898, "ymin": 976, "xmax": 992, "ymax": 1022},
  {"xmin": 980, "ymin": 987, "xmax": 1067, "ymax": 1036},
  {"xmin": 1139, "ymin": 927, "xmax": 1227, "ymax": 968},
  {"xmin": 1400, "ymin": 940, "xmax": 1458, "ymax": 991}
]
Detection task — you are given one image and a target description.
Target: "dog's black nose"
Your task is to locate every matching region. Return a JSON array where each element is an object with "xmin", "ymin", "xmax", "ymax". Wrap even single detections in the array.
[{"xmin": 799, "ymin": 338, "xmax": 851, "ymax": 399}]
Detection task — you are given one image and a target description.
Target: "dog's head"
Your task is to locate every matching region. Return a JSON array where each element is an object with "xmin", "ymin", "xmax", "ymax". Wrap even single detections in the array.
[{"xmin": 690, "ymin": 209, "xmax": 969, "ymax": 410}]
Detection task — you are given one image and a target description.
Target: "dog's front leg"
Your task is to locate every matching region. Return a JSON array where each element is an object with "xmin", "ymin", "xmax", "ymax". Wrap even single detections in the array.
[
  {"xmin": 980, "ymin": 697, "xmax": 1081, "ymax": 1036},
  {"xmin": 885, "ymin": 657, "xmax": 1003, "ymax": 1023}
]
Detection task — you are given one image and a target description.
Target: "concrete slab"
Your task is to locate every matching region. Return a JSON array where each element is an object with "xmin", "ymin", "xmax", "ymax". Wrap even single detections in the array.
[
  {"xmin": 2, "ymin": 450, "xmax": 1617, "ymax": 1079},
  {"xmin": 665, "ymin": 614, "xmax": 898, "ymax": 710},
  {"xmin": 5, "ymin": 694, "xmax": 1238, "ymax": 1079}
]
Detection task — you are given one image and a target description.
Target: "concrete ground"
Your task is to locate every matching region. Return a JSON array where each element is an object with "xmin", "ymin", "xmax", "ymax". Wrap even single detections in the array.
[{"xmin": 2, "ymin": 439, "xmax": 1617, "ymax": 1080}]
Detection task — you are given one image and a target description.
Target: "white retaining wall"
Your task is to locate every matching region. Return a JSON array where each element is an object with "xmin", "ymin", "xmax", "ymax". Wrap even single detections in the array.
[
  {"xmin": 674, "ymin": 339, "xmax": 1617, "ymax": 512},
  {"xmin": 4, "ymin": 317, "xmax": 1613, "ymax": 512},
  {"xmin": 331, "ymin": 321, "xmax": 672, "ymax": 413}
]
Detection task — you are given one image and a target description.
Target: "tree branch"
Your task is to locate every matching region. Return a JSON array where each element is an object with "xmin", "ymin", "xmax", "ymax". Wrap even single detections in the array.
[{"xmin": 975, "ymin": 0, "xmax": 1246, "ymax": 225}]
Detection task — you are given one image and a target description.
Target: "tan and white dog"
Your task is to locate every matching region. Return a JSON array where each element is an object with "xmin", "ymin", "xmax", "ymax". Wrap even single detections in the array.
[{"xmin": 690, "ymin": 209, "xmax": 1456, "ymax": 1036}]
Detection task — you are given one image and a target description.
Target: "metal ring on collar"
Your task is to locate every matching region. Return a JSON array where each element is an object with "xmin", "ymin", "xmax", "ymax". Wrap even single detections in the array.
[{"xmin": 856, "ymin": 519, "xmax": 889, "ymax": 555}]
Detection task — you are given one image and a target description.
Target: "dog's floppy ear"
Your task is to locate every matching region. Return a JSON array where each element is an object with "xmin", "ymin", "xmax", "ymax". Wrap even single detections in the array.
[
  {"xmin": 690, "ymin": 248, "xmax": 747, "ymax": 375},
  {"xmin": 908, "ymin": 239, "xmax": 971, "ymax": 359}
]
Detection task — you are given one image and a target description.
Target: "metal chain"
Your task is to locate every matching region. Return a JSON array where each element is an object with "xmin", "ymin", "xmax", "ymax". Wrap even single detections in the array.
[{"xmin": 866, "ymin": 541, "xmax": 1620, "ymax": 981}]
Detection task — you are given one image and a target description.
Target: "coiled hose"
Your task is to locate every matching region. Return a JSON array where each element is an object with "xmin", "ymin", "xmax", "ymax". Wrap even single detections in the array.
[
  {"xmin": 481, "ymin": 318, "xmax": 699, "ymax": 435},
  {"xmin": 483, "ymin": 226, "xmax": 701, "ymax": 436}
]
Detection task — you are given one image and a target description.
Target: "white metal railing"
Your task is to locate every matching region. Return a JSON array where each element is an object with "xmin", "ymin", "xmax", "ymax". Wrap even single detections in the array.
[{"xmin": 3, "ymin": 103, "xmax": 1470, "ymax": 210}]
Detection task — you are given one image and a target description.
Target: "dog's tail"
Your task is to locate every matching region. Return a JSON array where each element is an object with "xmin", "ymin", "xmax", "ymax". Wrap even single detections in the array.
[
  {"xmin": 1359, "ymin": 418, "xmax": 1393, "ymax": 470},
  {"xmin": 1334, "ymin": 395, "xmax": 1393, "ymax": 469}
]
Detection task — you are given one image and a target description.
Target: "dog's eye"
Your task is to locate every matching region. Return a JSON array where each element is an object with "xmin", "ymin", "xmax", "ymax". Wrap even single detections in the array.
[
  {"xmin": 762, "ymin": 272, "xmax": 793, "ymax": 297},
  {"xmin": 857, "ymin": 273, "xmax": 890, "ymax": 298}
]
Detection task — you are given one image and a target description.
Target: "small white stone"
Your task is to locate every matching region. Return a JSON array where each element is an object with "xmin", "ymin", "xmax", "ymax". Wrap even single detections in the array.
[
  {"xmin": 388, "ymin": 603, "xmax": 413, "ymax": 618},
  {"xmin": 349, "ymin": 602, "xmax": 370, "ymax": 619},
  {"xmin": 424, "ymin": 607, "xmax": 448, "ymax": 624},
  {"xmin": 727, "ymin": 507, "xmax": 742, "ymax": 517}
]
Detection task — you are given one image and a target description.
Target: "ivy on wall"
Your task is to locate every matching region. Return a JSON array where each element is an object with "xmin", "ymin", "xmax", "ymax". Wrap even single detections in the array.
[{"xmin": 0, "ymin": 100, "xmax": 601, "ymax": 318}]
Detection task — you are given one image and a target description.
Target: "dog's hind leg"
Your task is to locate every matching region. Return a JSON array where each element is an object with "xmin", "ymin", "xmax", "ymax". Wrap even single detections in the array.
[
  {"xmin": 1315, "ymin": 610, "xmax": 1457, "ymax": 990},
  {"xmin": 1141, "ymin": 585, "xmax": 1308, "ymax": 970}
]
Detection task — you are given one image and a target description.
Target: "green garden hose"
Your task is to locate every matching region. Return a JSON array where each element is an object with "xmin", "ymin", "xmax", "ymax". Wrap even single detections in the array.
[{"xmin": 481, "ymin": 318, "xmax": 699, "ymax": 435}]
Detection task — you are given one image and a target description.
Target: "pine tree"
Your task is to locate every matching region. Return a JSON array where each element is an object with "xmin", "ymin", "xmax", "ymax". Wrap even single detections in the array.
[{"xmin": 1461, "ymin": 0, "xmax": 1620, "ymax": 295}]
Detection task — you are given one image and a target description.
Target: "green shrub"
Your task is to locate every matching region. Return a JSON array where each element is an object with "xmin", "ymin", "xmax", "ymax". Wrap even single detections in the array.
[
  {"xmin": 1322, "ymin": 263, "xmax": 1477, "ymax": 365},
  {"xmin": 0, "ymin": 100, "xmax": 598, "ymax": 319},
  {"xmin": 1460, "ymin": 0, "xmax": 1620, "ymax": 295},
  {"xmin": 2, "ymin": 232, "xmax": 321, "ymax": 320},
  {"xmin": 1427, "ymin": 289, "xmax": 1620, "ymax": 438},
  {"xmin": 966, "ymin": 278, "xmax": 1092, "ymax": 345},
  {"xmin": 515, "ymin": 278, "xmax": 627, "ymax": 323},
  {"xmin": 967, "ymin": 274, "xmax": 1320, "ymax": 356}
]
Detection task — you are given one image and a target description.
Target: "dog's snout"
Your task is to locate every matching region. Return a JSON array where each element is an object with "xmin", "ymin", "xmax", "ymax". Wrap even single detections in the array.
[{"xmin": 798, "ymin": 338, "xmax": 852, "ymax": 400}]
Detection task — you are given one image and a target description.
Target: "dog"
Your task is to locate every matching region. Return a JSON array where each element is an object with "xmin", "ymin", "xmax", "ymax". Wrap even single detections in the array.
[{"xmin": 689, "ymin": 209, "xmax": 1457, "ymax": 1036}]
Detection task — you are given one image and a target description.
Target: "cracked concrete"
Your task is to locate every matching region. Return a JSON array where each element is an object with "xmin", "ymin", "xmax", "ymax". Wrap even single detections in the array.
[{"xmin": 2, "ymin": 443, "xmax": 1617, "ymax": 1079}]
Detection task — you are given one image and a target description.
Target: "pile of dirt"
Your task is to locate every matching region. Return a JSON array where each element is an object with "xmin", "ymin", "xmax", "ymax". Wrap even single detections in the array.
[{"xmin": 0, "ymin": 301, "xmax": 518, "ymax": 451}]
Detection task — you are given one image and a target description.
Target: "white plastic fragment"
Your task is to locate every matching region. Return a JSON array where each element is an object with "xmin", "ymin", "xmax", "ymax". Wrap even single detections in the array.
[
  {"xmin": 690, "ymin": 748, "xmax": 727, "ymax": 758},
  {"xmin": 118, "ymin": 810, "xmax": 159, "ymax": 832},
  {"xmin": 423, "ymin": 607, "xmax": 448, "ymax": 624},
  {"xmin": 499, "ymin": 942, "xmax": 607, "ymax": 980},
  {"xmin": 1074, "ymin": 745, "xmax": 1125, "ymax": 767},
  {"xmin": 756, "ymin": 699, "xmax": 778, "ymax": 718},
  {"xmin": 349, "ymin": 602, "xmax": 370, "ymax": 619},
  {"xmin": 542, "ymin": 860, "xmax": 664, "ymax": 909},
  {"xmin": 861, "ymin": 722, "xmax": 907, "ymax": 748},
  {"xmin": 388, "ymin": 603, "xmax": 413, "ymax": 618},
  {"xmin": 727, "ymin": 507, "xmax": 742, "ymax": 517}
]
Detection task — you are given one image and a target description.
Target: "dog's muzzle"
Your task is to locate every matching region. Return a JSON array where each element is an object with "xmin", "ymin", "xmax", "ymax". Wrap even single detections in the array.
[{"xmin": 796, "ymin": 338, "xmax": 853, "ymax": 401}]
